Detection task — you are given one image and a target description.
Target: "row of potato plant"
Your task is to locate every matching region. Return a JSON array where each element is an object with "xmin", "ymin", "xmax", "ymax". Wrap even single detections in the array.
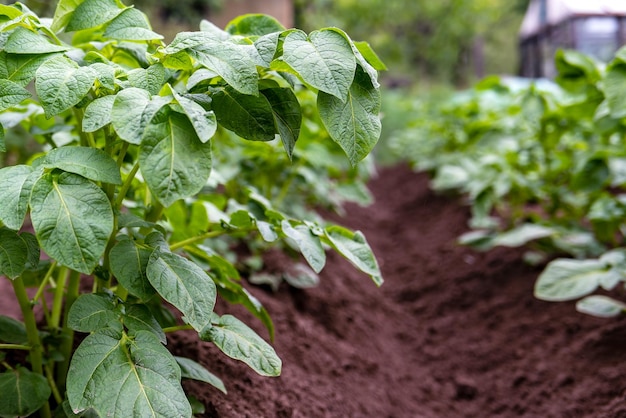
[
  {"xmin": 390, "ymin": 48, "xmax": 626, "ymax": 318},
  {"xmin": 0, "ymin": 1, "xmax": 385, "ymax": 417}
]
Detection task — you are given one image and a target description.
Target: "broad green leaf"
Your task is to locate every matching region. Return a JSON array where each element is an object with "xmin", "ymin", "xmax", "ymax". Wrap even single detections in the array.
[
  {"xmin": 66, "ymin": 0, "xmax": 123, "ymax": 32},
  {"xmin": 104, "ymin": 8, "xmax": 163, "ymax": 41},
  {"xmin": 172, "ymin": 91, "xmax": 217, "ymax": 143},
  {"xmin": 0, "ymin": 315, "xmax": 27, "ymax": 344},
  {"xmin": 576, "ymin": 295, "xmax": 626, "ymax": 318},
  {"xmin": 175, "ymin": 356, "xmax": 226, "ymax": 394},
  {"xmin": 67, "ymin": 329, "xmax": 191, "ymax": 417},
  {"xmin": 283, "ymin": 263, "xmax": 319, "ymax": 289},
  {"xmin": 282, "ymin": 29, "xmax": 356, "ymax": 100},
  {"xmin": 572, "ymin": 158, "xmax": 609, "ymax": 192},
  {"xmin": 0, "ymin": 228, "xmax": 28, "ymax": 280},
  {"xmin": 491, "ymin": 224, "xmax": 555, "ymax": 247},
  {"xmin": 30, "ymin": 172, "xmax": 114, "ymax": 274},
  {"xmin": 139, "ymin": 111, "xmax": 212, "ymax": 206},
  {"xmin": 200, "ymin": 314, "xmax": 281, "ymax": 377},
  {"xmin": 281, "ymin": 220, "xmax": 325, "ymax": 273},
  {"xmin": 4, "ymin": 27, "xmax": 68, "ymax": 54},
  {"xmin": 353, "ymin": 41, "xmax": 387, "ymax": 71},
  {"xmin": 256, "ymin": 220, "xmax": 278, "ymax": 242},
  {"xmin": 51, "ymin": 0, "xmax": 82, "ymax": 33},
  {"xmin": 0, "ymin": 165, "xmax": 36, "ymax": 230},
  {"xmin": 198, "ymin": 20, "xmax": 230, "ymax": 40},
  {"xmin": 191, "ymin": 41, "xmax": 258, "ymax": 96},
  {"xmin": 0, "ymin": 4, "xmax": 23, "ymax": 20},
  {"xmin": 89, "ymin": 62, "xmax": 116, "ymax": 90},
  {"xmin": 534, "ymin": 259, "xmax": 609, "ymax": 301},
  {"xmin": 0, "ymin": 79, "xmax": 30, "ymax": 112},
  {"xmin": 123, "ymin": 304, "xmax": 166, "ymax": 344},
  {"xmin": 327, "ymin": 28, "xmax": 382, "ymax": 89},
  {"xmin": 225, "ymin": 14, "xmax": 285, "ymax": 36},
  {"xmin": 254, "ymin": 32, "xmax": 280, "ymax": 67},
  {"xmin": 324, "ymin": 225, "xmax": 383, "ymax": 286},
  {"xmin": 261, "ymin": 87, "xmax": 301, "ymax": 158},
  {"xmin": 318, "ymin": 67, "xmax": 381, "ymax": 165},
  {"xmin": 21, "ymin": 232, "xmax": 40, "ymax": 270},
  {"xmin": 38, "ymin": 146, "xmax": 122, "ymax": 185},
  {"xmin": 128, "ymin": 64, "xmax": 166, "ymax": 96},
  {"xmin": 111, "ymin": 87, "xmax": 170, "ymax": 144},
  {"xmin": 605, "ymin": 64, "xmax": 626, "ymax": 118},
  {"xmin": 211, "ymin": 86, "xmax": 275, "ymax": 141},
  {"xmin": 83, "ymin": 95, "xmax": 115, "ymax": 132},
  {"xmin": 0, "ymin": 51, "xmax": 58, "ymax": 87},
  {"xmin": 109, "ymin": 238, "xmax": 155, "ymax": 300},
  {"xmin": 35, "ymin": 55, "xmax": 97, "ymax": 117},
  {"xmin": 146, "ymin": 250, "xmax": 216, "ymax": 332},
  {"xmin": 68, "ymin": 293, "xmax": 119, "ymax": 332},
  {"xmin": 0, "ymin": 367, "xmax": 51, "ymax": 418}
]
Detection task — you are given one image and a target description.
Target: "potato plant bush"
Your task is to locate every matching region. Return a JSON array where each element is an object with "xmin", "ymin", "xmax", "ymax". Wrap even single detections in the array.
[
  {"xmin": 390, "ymin": 48, "xmax": 626, "ymax": 318},
  {"xmin": 0, "ymin": 1, "xmax": 385, "ymax": 416}
]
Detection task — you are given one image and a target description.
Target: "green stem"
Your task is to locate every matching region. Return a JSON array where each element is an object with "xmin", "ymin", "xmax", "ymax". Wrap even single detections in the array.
[
  {"xmin": 72, "ymin": 108, "xmax": 95, "ymax": 148},
  {"xmin": 169, "ymin": 230, "xmax": 227, "ymax": 251},
  {"xmin": 50, "ymin": 267, "xmax": 68, "ymax": 329},
  {"xmin": 114, "ymin": 162, "xmax": 140, "ymax": 210},
  {"xmin": 12, "ymin": 276, "xmax": 52, "ymax": 418},
  {"xmin": 44, "ymin": 364, "xmax": 63, "ymax": 404},
  {"xmin": 162, "ymin": 324, "xmax": 194, "ymax": 333},
  {"xmin": 32, "ymin": 261, "xmax": 57, "ymax": 304},
  {"xmin": 0, "ymin": 343, "xmax": 31, "ymax": 350},
  {"xmin": 116, "ymin": 141, "xmax": 130, "ymax": 167},
  {"xmin": 55, "ymin": 270, "xmax": 81, "ymax": 390}
]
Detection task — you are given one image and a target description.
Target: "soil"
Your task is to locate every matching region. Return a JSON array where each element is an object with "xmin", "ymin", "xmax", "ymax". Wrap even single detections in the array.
[{"xmin": 3, "ymin": 164, "xmax": 626, "ymax": 417}]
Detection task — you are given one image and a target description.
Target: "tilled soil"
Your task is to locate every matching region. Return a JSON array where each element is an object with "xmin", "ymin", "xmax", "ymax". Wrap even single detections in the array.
[{"xmin": 2, "ymin": 164, "xmax": 626, "ymax": 417}]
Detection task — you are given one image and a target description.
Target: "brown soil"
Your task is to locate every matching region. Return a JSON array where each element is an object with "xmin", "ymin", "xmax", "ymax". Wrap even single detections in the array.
[{"xmin": 3, "ymin": 164, "xmax": 626, "ymax": 417}]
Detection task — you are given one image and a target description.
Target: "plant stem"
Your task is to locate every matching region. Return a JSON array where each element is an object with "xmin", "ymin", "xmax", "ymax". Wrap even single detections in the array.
[
  {"xmin": 12, "ymin": 276, "xmax": 52, "ymax": 418},
  {"xmin": 0, "ymin": 343, "xmax": 31, "ymax": 350},
  {"xmin": 45, "ymin": 363, "xmax": 63, "ymax": 404},
  {"xmin": 169, "ymin": 230, "xmax": 227, "ymax": 251},
  {"xmin": 162, "ymin": 324, "xmax": 194, "ymax": 333},
  {"xmin": 72, "ymin": 108, "xmax": 95, "ymax": 148},
  {"xmin": 114, "ymin": 162, "xmax": 140, "ymax": 210},
  {"xmin": 55, "ymin": 270, "xmax": 81, "ymax": 391},
  {"xmin": 33, "ymin": 261, "xmax": 57, "ymax": 304},
  {"xmin": 50, "ymin": 267, "xmax": 68, "ymax": 329}
]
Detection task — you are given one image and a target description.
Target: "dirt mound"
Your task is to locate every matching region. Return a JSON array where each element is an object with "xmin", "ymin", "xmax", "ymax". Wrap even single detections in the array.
[{"xmin": 176, "ymin": 164, "xmax": 626, "ymax": 417}]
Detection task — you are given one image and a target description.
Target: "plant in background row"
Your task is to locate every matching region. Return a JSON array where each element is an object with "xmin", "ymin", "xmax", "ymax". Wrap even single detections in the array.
[{"xmin": 0, "ymin": 0, "xmax": 386, "ymax": 416}]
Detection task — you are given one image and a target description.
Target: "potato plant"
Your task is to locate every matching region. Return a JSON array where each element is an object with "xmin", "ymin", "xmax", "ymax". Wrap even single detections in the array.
[
  {"xmin": 390, "ymin": 48, "xmax": 626, "ymax": 318},
  {"xmin": 0, "ymin": 1, "xmax": 385, "ymax": 416}
]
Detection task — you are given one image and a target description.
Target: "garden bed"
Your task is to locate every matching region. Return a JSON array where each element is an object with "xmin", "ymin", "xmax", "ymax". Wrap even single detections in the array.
[{"xmin": 3, "ymin": 164, "xmax": 626, "ymax": 417}]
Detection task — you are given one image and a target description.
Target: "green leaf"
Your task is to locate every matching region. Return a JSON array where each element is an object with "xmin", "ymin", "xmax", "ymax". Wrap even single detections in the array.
[
  {"xmin": 104, "ymin": 8, "xmax": 163, "ymax": 41},
  {"xmin": 4, "ymin": 27, "xmax": 68, "ymax": 54},
  {"xmin": 68, "ymin": 293, "xmax": 119, "ymax": 333},
  {"xmin": 200, "ymin": 314, "xmax": 281, "ymax": 377},
  {"xmin": 318, "ymin": 67, "xmax": 381, "ymax": 165},
  {"xmin": 175, "ymin": 356, "xmax": 227, "ymax": 394},
  {"xmin": 353, "ymin": 41, "xmax": 387, "ymax": 71},
  {"xmin": 253, "ymin": 32, "xmax": 280, "ymax": 67},
  {"xmin": 146, "ymin": 250, "xmax": 216, "ymax": 332},
  {"xmin": 225, "ymin": 14, "xmax": 285, "ymax": 36},
  {"xmin": 0, "ymin": 228, "xmax": 28, "ymax": 280},
  {"xmin": 66, "ymin": 0, "xmax": 123, "ymax": 32},
  {"xmin": 111, "ymin": 87, "xmax": 170, "ymax": 144},
  {"xmin": 139, "ymin": 111, "xmax": 212, "ymax": 207},
  {"xmin": 35, "ymin": 55, "xmax": 97, "ymax": 117},
  {"xmin": 261, "ymin": 87, "xmax": 301, "ymax": 158},
  {"xmin": 109, "ymin": 238, "xmax": 155, "ymax": 300},
  {"xmin": 534, "ymin": 259, "xmax": 609, "ymax": 301},
  {"xmin": 21, "ymin": 232, "xmax": 40, "ymax": 270},
  {"xmin": 128, "ymin": 64, "xmax": 166, "ymax": 96},
  {"xmin": 324, "ymin": 225, "xmax": 383, "ymax": 286},
  {"xmin": 572, "ymin": 158, "xmax": 609, "ymax": 192},
  {"xmin": 605, "ymin": 64, "xmax": 626, "ymax": 118},
  {"xmin": 0, "ymin": 315, "xmax": 27, "ymax": 344},
  {"xmin": 51, "ymin": 0, "xmax": 82, "ymax": 33},
  {"xmin": 89, "ymin": 62, "xmax": 116, "ymax": 90},
  {"xmin": 0, "ymin": 79, "xmax": 30, "ymax": 112},
  {"xmin": 491, "ymin": 224, "xmax": 555, "ymax": 247},
  {"xmin": 83, "ymin": 95, "xmax": 115, "ymax": 132},
  {"xmin": 211, "ymin": 86, "xmax": 275, "ymax": 141},
  {"xmin": 38, "ymin": 146, "xmax": 122, "ymax": 185},
  {"xmin": 0, "ymin": 165, "xmax": 36, "ymax": 230},
  {"xmin": 123, "ymin": 304, "xmax": 166, "ymax": 344},
  {"xmin": 172, "ymin": 91, "xmax": 217, "ymax": 143},
  {"xmin": 0, "ymin": 367, "xmax": 51, "ymax": 418},
  {"xmin": 0, "ymin": 51, "xmax": 59, "ymax": 87},
  {"xmin": 30, "ymin": 172, "xmax": 114, "ymax": 274},
  {"xmin": 282, "ymin": 29, "xmax": 356, "ymax": 100},
  {"xmin": 576, "ymin": 296, "xmax": 626, "ymax": 318},
  {"xmin": 281, "ymin": 220, "xmax": 325, "ymax": 273},
  {"xmin": 67, "ymin": 329, "xmax": 191, "ymax": 417}
]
